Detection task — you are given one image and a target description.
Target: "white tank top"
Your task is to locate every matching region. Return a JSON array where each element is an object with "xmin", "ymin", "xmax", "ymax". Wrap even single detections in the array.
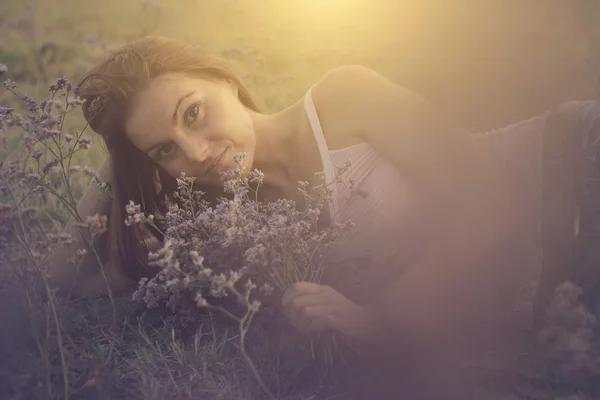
[
  {"xmin": 303, "ymin": 85, "xmax": 545, "ymax": 329},
  {"xmin": 304, "ymin": 86, "xmax": 424, "ymax": 305}
]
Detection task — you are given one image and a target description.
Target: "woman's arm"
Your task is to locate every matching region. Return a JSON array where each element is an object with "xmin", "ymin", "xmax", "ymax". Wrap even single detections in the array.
[
  {"xmin": 311, "ymin": 66, "xmax": 531, "ymax": 344},
  {"xmin": 47, "ymin": 156, "xmax": 132, "ymax": 296}
]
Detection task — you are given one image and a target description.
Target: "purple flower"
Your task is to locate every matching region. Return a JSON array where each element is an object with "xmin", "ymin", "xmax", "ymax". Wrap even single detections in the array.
[
  {"xmin": 74, "ymin": 214, "xmax": 108, "ymax": 235},
  {"xmin": 78, "ymin": 137, "xmax": 92, "ymax": 149},
  {"xmin": 68, "ymin": 165, "xmax": 99, "ymax": 179},
  {"xmin": 47, "ymin": 232, "xmax": 74, "ymax": 247},
  {"xmin": 31, "ymin": 150, "xmax": 43, "ymax": 160},
  {"xmin": 5, "ymin": 113, "xmax": 26, "ymax": 129},
  {"xmin": 42, "ymin": 159, "xmax": 59, "ymax": 174},
  {"xmin": 3, "ymin": 80, "xmax": 17, "ymax": 90},
  {"xmin": 22, "ymin": 136, "xmax": 36, "ymax": 150},
  {"xmin": 21, "ymin": 95, "xmax": 38, "ymax": 114},
  {"xmin": 35, "ymin": 129, "xmax": 60, "ymax": 141},
  {"xmin": 66, "ymin": 97, "xmax": 84, "ymax": 109},
  {"xmin": 48, "ymin": 76, "xmax": 71, "ymax": 93}
]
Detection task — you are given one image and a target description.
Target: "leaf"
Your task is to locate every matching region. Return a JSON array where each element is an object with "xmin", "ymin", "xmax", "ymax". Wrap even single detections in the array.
[{"xmin": 91, "ymin": 177, "xmax": 111, "ymax": 193}]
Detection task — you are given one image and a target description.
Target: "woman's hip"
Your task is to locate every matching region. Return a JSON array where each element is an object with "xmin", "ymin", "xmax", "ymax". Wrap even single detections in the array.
[{"xmin": 536, "ymin": 99, "xmax": 600, "ymax": 323}]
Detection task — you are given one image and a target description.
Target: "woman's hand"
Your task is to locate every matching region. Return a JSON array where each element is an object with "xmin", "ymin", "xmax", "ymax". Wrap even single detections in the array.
[{"xmin": 281, "ymin": 282, "xmax": 380, "ymax": 343}]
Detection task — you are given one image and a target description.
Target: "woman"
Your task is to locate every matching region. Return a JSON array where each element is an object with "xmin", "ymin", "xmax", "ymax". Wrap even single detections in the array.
[{"xmin": 46, "ymin": 35, "xmax": 593, "ymax": 398}]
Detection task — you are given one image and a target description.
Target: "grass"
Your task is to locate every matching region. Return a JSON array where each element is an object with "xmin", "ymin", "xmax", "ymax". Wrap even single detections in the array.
[{"xmin": 2, "ymin": 0, "xmax": 600, "ymax": 398}]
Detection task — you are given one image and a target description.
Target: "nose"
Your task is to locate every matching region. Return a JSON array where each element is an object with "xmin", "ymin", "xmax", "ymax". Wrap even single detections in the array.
[{"xmin": 177, "ymin": 135, "xmax": 210, "ymax": 164}]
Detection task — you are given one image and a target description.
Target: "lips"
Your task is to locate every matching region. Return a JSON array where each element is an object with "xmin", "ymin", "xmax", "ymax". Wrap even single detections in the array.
[{"xmin": 205, "ymin": 147, "xmax": 228, "ymax": 174}]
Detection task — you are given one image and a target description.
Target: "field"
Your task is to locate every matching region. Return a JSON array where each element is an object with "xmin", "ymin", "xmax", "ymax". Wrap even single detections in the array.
[{"xmin": 2, "ymin": 0, "xmax": 600, "ymax": 399}]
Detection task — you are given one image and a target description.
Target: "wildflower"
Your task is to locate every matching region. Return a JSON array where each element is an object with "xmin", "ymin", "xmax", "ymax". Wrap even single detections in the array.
[
  {"xmin": 48, "ymin": 76, "xmax": 71, "ymax": 93},
  {"xmin": 233, "ymin": 151, "xmax": 246, "ymax": 166},
  {"xmin": 78, "ymin": 137, "xmax": 92, "ymax": 149},
  {"xmin": 66, "ymin": 248, "xmax": 89, "ymax": 266},
  {"xmin": 189, "ymin": 250, "xmax": 204, "ymax": 266},
  {"xmin": 258, "ymin": 283, "xmax": 274, "ymax": 297},
  {"xmin": 248, "ymin": 170, "xmax": 264, "ymax": 185},
  {"xmin": 124, "ymin": 201, "xmax": 147, "ymax": 226},
  {"xmin": 76, "ymin": 248, "xmax": 87, "ymax": 257},
  {"xmin": 21, "ymin": 95, "xmax": 38, "ymax": 114},
  {"xmin": 5, "ymin": 113, "xmax": 26, "ymax": 129},
  {"xmin": 0, "ymin": 64, "xmax": 7, "ymax": 75},
  {"xmin": 74, "ymin": 214, "xmax": 108, "ymax": 235},
  {"xmin": 3, "ymin": 80, "xmax": 17, "ymax": 90},
  {"xmin": 244, "ymin": 279, "xmax": 257, "ymax": 292},
  {"xmin": 166, "ymin": 278, "xmax": 179, "ymax": 288},
  {"xmin": 229, "ymin": 270, "xmax": 242, "ymax": 283},
  {"xmin": 66, "ymin": 96, "xmax": 85, "ymax": 109},
  {"xmin": 47, "ymin": 232, "xmax": 74, "ymax": 247},
  {"xmin": 36, "ymin": 129, "xmax": 60, "ymax": 141},
  {"xmin": 125, "ymin": 214, "xmax": 143, "ymax": 227},
  {"xmin": 68, "ymin": 165, "xmax": 99, "ymax": 180},
  {"xmin": 195, "ymin": 292, "xmax": 208, "ymax": 307},
  {"xmin": 31, "ymin": 150, "xmax": 43, "ymax": 160},
  {"xmin": 249, "ymin": 300, "xmax": 261, "ymax": 313},
  {"xmin": 125, "ymin": 200, "xmax": 141, "ymax": 215},
  {"xmin": 42, "ymin": 159, "xmax": 59, "ymax": 174},
  {"xmin": 210, "ymin": 273, "xmax": 229, "ymax": 297},
  {"xmin": 25, "ymin": 173, "xmax": 41, "ymax": 183},
  {"xmin": 43, "ymin": 99, "xmax": 63, "ymax": 112}
]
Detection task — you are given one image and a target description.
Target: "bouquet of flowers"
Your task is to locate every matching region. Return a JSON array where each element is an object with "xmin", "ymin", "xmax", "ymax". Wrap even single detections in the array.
[{"xmin": 128, "ymin": 152, "xmax": 356, "ymax": 398}]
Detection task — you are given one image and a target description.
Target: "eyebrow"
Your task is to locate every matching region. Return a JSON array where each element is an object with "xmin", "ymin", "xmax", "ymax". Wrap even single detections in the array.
[
  {"xmin": 173, "ymin": 91, "xmax": 196, "ymax": 123},
  {"xmin": 143, "ymin": 91, "xmax": 196, "ymax": 155}
]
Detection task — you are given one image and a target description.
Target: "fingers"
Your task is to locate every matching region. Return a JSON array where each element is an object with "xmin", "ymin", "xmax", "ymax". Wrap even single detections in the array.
[
  {"xmin": 281, "ymin": 282, "xmax": 339, "ymax": 334},
  {"xmin": 281, "ymin": 282, "xmax": 325, "ymax": 310},
  {"xmin": 285, "ymin": 295, "xmax": 327, "ymax": 326},
  {"xmin": 295, "ymin": 305, "xmax": 335, "ymax": 333},
  {"xmin": 280, "ymin": 282, "xmax": 373, "ymax": 340},
  {"xmin": 305, "ymin": 314, "xmax": 337, "ymax": 334}
]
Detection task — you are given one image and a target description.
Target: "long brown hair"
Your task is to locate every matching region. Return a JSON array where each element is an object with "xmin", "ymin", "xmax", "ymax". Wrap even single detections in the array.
[{"xmin": 77, "ymin": 36, "xmax": 260, "ymax": 282}]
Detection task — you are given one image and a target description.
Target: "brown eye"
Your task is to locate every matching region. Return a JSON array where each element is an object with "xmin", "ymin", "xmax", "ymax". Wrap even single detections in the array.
[
  {"xmin": 184, "ymin": 103, "xmax": 202, "ymax": 126},
  {"xmin": 157, "ymin": 142, "xmax": 176, "ymax": 159}
]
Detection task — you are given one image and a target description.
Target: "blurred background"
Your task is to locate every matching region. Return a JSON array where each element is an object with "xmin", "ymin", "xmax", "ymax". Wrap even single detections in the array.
[{"xmin": 2, "ymin": 0, "xmax": 600, "ymax": 134}]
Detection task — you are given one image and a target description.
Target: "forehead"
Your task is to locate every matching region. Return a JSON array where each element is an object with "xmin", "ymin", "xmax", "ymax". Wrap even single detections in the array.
[{"xmin": 125, "ymin": 73, "xmax": 215, "ymax": 144}]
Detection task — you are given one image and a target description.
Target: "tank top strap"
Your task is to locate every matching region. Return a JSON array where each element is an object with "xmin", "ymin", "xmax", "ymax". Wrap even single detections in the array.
[{"xmin": 304, "ymin": 85, "xmax": 338, "ymax": 218}]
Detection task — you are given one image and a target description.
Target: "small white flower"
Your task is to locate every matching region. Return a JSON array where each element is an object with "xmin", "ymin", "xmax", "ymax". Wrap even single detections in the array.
[{"xmin": 195, "ymin": 293, "xmax": 208, "ymax": 307}]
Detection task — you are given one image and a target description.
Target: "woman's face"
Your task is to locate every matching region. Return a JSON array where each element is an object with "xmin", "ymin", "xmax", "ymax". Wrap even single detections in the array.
[{"xmin": 125, "ymin": 72, "xmax": 256, "ymax": 186}]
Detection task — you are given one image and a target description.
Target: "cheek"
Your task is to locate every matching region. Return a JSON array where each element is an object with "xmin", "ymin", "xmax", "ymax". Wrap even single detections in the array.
[
  {"xmin": 212, "ymin": 115, "xmax": 253, "ymax": 143},
  {"xmin": 214, "ymin": 100, "xmax": 254, "ymax": 141}
]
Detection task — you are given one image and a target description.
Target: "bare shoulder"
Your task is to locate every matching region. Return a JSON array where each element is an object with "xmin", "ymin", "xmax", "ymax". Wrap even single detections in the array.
[
  {"xmin": 316, "ymin": 65, "xmax": 388, "ymax": 87},
  {"xmin": 309, "ymin": 66, "xmax": 415, "ymax": 144}
]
